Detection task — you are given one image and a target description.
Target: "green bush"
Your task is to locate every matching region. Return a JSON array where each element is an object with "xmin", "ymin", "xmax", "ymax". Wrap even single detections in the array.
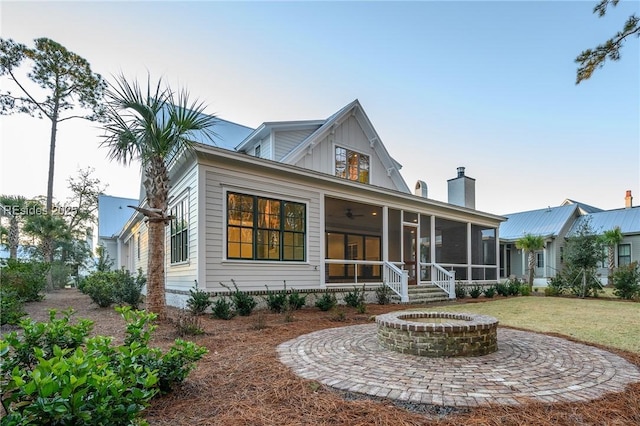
[
  {"xmin": 375, "ymin": 285, "xmax": 391, "ymax": 305},
  {"xmin": 50, "ymin": 260, "xmax": 72, "ymax": 289},
  {"xmin": 0, "ymin": 307, "xmax": 207, "ymax": 425},
  {"xmin": 612, "ymin": 262, "xmax": 640, "ymax": 300},
  {"xmin": 519, "ymin": 284, "xmax": 531, "ymax": 296},
  {"xmin": 0, "ymin": 259, "xmax": 48, "ymax": 303},
  {"xmin": 344, "ymin": 285, "xmax": 365, "ymax": 308},
  {"xmin": 0, "ymin": 288, "xmax": 26, "ymax": 326},
  {"xmin": 483, "ymin": 286, "xmax": 496, "ymax": 298},
  {"xmin": 287, "ymin": 290, "xmax": 306, "ymax": 310},
  {"xmin": 220, "ymin": 280, "xmax": 256, "ymax": 316},
  {"xmin": 546, "ymin": 275, "xmax": 566, "ymax": 296},
  {"xmin": 81, "ymin": 269, "xmax": 146, "ymax": 309},
  {"xmin": 507, "ymin": 278, "xmax": 522, "ymax": 296},
  {"xmin": 314, "ymin": 291, "xmax": 337, "ymax": 311},
  {"xmin": 186, "ymin": 285, "xmax": 212, "ymax": 315},
  {"xmin": 211, "ymin": 298, "xmax": 235, "ymax": 320},
  {"xmin": 455, "ymin": 283, "xmax": 467, "ymax": 299},
  {"xmin": 264, "ymin": 286, "xmax": 287, "ymax": 313},
  {"xmin": 495, "ymin": 282, "xmax": 509, "ymax": 296},
  {"xmin": 468, "ymin": 285, "xmax": 482, "ymax": 299}
]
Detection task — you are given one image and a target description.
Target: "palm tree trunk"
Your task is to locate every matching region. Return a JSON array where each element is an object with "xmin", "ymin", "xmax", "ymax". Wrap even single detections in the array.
[
  {"xmin": 607, "ymin": 246, "xmax": 615, "ymax": 286},
  {"xmin": 146, "ymin": 218, "xmax": 166, "ymax": 319},
  {"xmin": 528, "ymin": 251, "xmax": 535, "ymax": 291},
  {"xmin": 8, "ymin": 216, "xmax": 19, "ymax": 259}
]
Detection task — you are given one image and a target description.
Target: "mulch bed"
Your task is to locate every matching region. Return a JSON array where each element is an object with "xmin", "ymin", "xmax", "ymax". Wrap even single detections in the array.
[{"xmin": 10, "ymin": 290, "xmax": 640, "ymax": 425}]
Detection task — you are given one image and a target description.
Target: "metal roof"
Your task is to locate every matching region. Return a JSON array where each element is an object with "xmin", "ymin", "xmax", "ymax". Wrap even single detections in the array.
[
  {"xmin": 190, "ymin": 117, "xmax": 254, "ymax": 150},
  {"xmin": 570, "ymin": 207, "xmax": 640, "ymax": 236},
  {"xmin": 499, "ymin": 204, "xmax": 578, "ymax": 241},
  {"xmin": 98, "ymin": 195, "xmax": 140, "ymax": 238}
]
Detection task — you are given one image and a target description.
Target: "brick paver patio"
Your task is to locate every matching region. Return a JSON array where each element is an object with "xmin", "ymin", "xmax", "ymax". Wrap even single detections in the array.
[{"xmin": 277, "ymin": 324, "xmax": 640, "ymax": 407}]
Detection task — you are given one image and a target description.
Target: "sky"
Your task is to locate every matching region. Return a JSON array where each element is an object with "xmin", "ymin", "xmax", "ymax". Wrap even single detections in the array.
[{"xmin": 1, "ymin": 0, "xmax": 638, "ymax": 216}]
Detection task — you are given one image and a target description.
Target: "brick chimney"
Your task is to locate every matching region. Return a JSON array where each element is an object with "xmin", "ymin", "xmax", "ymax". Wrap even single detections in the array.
[{"xmin": 625, "ymin": 190, "xmax": 633, "ymax": 209}]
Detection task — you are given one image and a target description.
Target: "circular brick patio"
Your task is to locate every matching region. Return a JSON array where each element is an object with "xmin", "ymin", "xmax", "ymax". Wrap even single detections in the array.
[{"xmin": 277, "ymin": 324, "xmax": 640, "ymax": 407}]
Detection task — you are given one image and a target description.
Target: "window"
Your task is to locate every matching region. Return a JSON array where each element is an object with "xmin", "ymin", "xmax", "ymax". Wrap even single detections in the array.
[
  {"xmin": 227, "ymin": 192, "xmax": 305, "ymax": 261},
  {"xmin": 335, "ymin": 147, "xmax": 369, "ymax": 183},
  {"xmin": 536, "ymin": 252, "xmax": 544, "ymax": 268},
  {"xmin": 618, "ymin": 244, "xmax": 631, "ymax": 266},
  {"xmin": 170, "ymin": 198, "xmax": 189, "ymax": 264},
  {"xmin": 255, "ymin": 144, "xmax": 261, "ymax": 158}
]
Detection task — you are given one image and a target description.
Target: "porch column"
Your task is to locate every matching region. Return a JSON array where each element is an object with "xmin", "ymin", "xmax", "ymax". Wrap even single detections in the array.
[
  {"xmin": 382, "ymin": 206, "xmax": 388, "ymax": 262},
  {"xmin": 467, "ymin": 222, "xmax": 472, "ymax": 283},
  {"xmin": 495, "ymin": 227, "xmax": 501, "ymax": 281},
  {"xmin": 430, "ymin": 215, "xmax": 436, "ymax": 265}
]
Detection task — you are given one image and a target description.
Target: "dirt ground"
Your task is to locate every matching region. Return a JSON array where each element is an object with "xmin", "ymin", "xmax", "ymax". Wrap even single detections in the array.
[{"xmin": 9, "ymin": 289, "xmax": 640, "ymax": 425}]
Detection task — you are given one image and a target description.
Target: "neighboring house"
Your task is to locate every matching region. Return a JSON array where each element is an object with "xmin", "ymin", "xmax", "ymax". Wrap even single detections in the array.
[
  {"xmin": 97, "ymin": 195, "xmax": 140, "ymax": 269},
  {"xmin": 499, "ymin": 191, "xmax": 638, "ymax": 285},
  {"xmin": 115, "ymin": 100, "xmax": 505, "ymax": 306}
]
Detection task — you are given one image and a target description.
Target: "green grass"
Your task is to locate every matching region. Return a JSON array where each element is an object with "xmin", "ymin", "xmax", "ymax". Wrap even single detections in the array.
[{"xmin": 431, "ymin": 297, "xmax": 640, "ymax": 353}]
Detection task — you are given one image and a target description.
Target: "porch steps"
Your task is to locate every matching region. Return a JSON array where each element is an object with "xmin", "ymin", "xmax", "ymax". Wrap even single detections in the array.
[{"xmin": 391, "ymin": 285, "xmax": 450, "ymax": 304}]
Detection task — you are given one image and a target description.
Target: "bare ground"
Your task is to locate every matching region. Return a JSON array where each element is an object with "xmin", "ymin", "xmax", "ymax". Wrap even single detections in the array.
[{"xmin": 10, "ymin": 290, "xmax": 640, "ymax": 426}]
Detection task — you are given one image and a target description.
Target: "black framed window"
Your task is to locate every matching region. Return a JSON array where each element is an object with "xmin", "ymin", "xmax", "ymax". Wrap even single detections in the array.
[
  {"xmin": 227, "ymin": 192, "xmax": 305, "ymax": 261},
  {"xmin": 335, "ymin": 147, "xmax": 370, "ymax": 183},
  {"xmin": 170, "ymin": 198, "xmax": 189, "ymax": 264},
  {"xmin": 618, "ymin": 244, "xmax": 631, "ymax": 266}
]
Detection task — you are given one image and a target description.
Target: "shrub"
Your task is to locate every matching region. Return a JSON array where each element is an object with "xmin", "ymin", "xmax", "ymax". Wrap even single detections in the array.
[
  {"xmin": 113, "ymin": 268, "xmax": 146, "ymax": 309},
  {"xmin": 50, "ymin": 260, "xmax": 72, "ymax": 289},
  {"xmin": 186, "ymin": 283, "xmax": 212, "ymax": 315},
  {"xmin": 211, "ymin": 298, "xmax": 235, "ymax": 320},
  {"xmin": 519, "ymin": 284, "xmax": 531, "ymax": 296},
  {"xmin": 507, "ymin": 278, "xmax": 522, "ymax": 296},
  {"xmin": 546, "ymin": 275, "xmax": 566, "ymax": 296},
  {"xmin": 264, "ymin": 285, "xmax": 287, "ymax": 313},
  {"xmin": 1, "ymin": 308, "xmax": 207, "ymax": 424},
  {"xmin": 455, "ymin": 283, "xmax": 467, "ymax": 299},
  {"xmin": 495, "ymin": 282, "xmax": 509, "ymax": 297},
  {"xmin": 375, "ymin": 284, "xmax": 391, "ymax": 305},
  {"xmin": 315, "ymin": 291, "xmax": 337, "ymax": 311},
  {"xmin": 0, "ymin": 287, "xmax": 26, "ymax": 326},
  {"xmin": 612, "ymin": 262, "xmax": 640, "ymax": 300},
  {"xmin": 81, "ymin": 271, "xmax": 116, "ymax": 307},
  {"xmin": 220, "ymin": 280, "xmax": 256, "ymax": 316},
  {"xmin": 0, "ymin": 259, "xmax": 48, "ymax": 302},
  {"xmin": 287, "ymin": 290, "xmax": 306, "ymax": 310},
  {"xmin": 344, "ymin": 284, "xmax": 365, "ymax": 308},
  {"xmin": 468, "ymin": 285, "xmax": 482, "ymax": 299},
  {"xmin": 483, "ymin": 286, "xmax": 496, "ymax": 298}
]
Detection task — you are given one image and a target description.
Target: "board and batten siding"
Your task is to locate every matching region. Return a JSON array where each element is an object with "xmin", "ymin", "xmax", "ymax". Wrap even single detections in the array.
[
  {"xmin": 202, "ymin": 164, "xmax": 322, "ymax": 293},
  {"xmin": 293, "ymin": 115, "xmax": 399, "ymax": 191},
  {"xmin": 165, "ymin": 164, "xmax": 199, "ymax": 294},
  {"xmin": 274, "ymin": 129, "xmax": 316, "ymax": 161}
]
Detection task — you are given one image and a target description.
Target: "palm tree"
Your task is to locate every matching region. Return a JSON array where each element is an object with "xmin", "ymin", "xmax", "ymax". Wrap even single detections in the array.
[
  {"xmin": 101, "ymin": 74, "xmax": 217, "ymax": 319},
  {"xmin": 516, "ymin": 234, "xmax": 545, "ymax": 291},
  {"xmin": 601, "ymin": 227, "xmax": 623, "ymax": 286},
  {"xmin": 0, "ymin": 195, "xmax": 26, "ymax": 259}
]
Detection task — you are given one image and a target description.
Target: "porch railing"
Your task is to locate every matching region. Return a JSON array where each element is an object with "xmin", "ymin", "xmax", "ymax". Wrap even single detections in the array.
[
  {"xmin": 424, "ymin": 263, "xmax": 456, "ymax": 299},
  {"xmin": 383, "ymin": 261, "xmax": 409, "ymax": 302}
]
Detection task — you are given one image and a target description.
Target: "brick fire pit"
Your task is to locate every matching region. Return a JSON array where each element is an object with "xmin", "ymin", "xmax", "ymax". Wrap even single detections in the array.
[{"xmin": 376, "ymin": 311, "xmax": 498, "ymax": 357}]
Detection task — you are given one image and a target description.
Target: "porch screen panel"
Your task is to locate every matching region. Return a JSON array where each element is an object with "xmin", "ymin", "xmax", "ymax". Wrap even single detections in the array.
[
  {"xmin": 471, "ymin": 226, "xmax": 496, "ymax": 265},
  {"xmin": 365, "ymin": 236, "xmax": 381, "ymax": 278},
  {"xmin": 435, "ymin": 218, "xmax": 466, "ymax": 264},
  {"xmin": 420, "ymin": 215, "xmax": 431, "ymax": 280},
  {"xmin": 327, "ymin": 233, "xmax": 345, "ymax": 277},
  {"xmin": 347, "ymin": 234, "xmax": 364, "ymax": 277},
  {"xmin": 388, "ymin": 209, "xmax": 401, "ymax": 262}
]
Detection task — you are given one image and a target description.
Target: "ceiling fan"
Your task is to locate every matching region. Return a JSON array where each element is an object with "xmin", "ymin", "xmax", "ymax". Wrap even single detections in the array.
[{"xmin": 345, "ymin": 208, "xmax": 364, "ymax": 219}]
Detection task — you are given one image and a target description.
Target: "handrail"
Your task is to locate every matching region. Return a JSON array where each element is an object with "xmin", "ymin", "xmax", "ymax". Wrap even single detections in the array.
[
  {"xmin": 383, "ymin": 261, "xmax": 409, "ymax": 302},
  {"xmin": 430, "ymin": 263, "xmax": 456, "ymax": 299}
]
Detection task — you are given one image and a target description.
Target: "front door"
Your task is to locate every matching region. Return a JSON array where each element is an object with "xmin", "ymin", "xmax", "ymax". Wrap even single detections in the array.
[{"xmin": 403, "ymin": 225, "xmax": 418, "ymax": 285}]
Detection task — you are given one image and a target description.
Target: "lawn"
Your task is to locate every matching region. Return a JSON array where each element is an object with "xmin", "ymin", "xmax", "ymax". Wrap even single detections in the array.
[{"xmin": 437, "ymin": 296, "xmax": 640, "ymax": 353}]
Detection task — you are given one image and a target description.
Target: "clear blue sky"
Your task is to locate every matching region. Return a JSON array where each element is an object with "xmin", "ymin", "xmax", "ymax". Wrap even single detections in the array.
[{"xmin": 1, "ymin": 0, "xmax": 638, "ymax": 214}]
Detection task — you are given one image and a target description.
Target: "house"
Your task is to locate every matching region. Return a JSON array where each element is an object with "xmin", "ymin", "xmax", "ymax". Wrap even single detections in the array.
[
  {"xmin": 499, "ymin": 191, "xmax": 638, "ymax": 286},
  {"xmin": 97, "ymin": 195, "xmax": 139, "ymax": 269},
  {"xmin": 113, "ymin": 100, "xmax": 505, "ymax": 306}
]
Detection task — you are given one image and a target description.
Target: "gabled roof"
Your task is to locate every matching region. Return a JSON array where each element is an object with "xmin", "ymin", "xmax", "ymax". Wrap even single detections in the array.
[
  {"xmin": 279, "ymin": 99, "xmax": 409, "ymax": 193},
  {"xmin": 560, "ymin": 199, "xmax": 603, "ymax": 214},
  {"xmin": 500, "ymin": 204, "xmax": 579, "ymax": 241},
  {"xmin": 235, "ymin": 120, "xmax": 324, "ymax": 152},
  {"xmin": 570, "ymin": 206, "xmax": 640, "ymax": 236},
  {"xmin": 98, "ymin": 195, "xmax": 140, "ymax": 238}
]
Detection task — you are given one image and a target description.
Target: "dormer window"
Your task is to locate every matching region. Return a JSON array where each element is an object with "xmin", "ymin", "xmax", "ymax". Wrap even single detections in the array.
[
  {"xmin": 255, "ymin": 145, "xmax": 261, "ymax": 158},
  {"xmin": 335, "ymin": 146, "xmax": 369, "ymax": 184}
]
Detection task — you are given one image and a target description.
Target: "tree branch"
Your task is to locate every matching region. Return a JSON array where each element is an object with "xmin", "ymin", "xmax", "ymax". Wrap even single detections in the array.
[{"xmin": 6, "ymin": 68, "xmax": 51, "ymax": 119}]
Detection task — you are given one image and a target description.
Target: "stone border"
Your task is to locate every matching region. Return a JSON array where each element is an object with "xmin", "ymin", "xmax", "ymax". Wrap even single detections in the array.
[{"xmin": 376, "ymin": 311, "xmax": 498, "ymax": 357}]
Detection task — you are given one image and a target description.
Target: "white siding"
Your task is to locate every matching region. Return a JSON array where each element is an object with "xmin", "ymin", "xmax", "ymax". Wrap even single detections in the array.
[
  {"xmin": 128, "ymin": 220, "xmax": 148, "ymax": 276},
  {"xmin": 202, "ymin": 163, "xmax": 322, "ymax": 292},
  {"xmin": 165, "ymin": 164, "xmax": 199, "ymax": 293},
  {"xmin": 293, "ymin": 115, "xmax": 399, "ymax": 191},
  {"xmin": 274, "ymin": 129, "xmax": 315, "ymax": 161}
]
